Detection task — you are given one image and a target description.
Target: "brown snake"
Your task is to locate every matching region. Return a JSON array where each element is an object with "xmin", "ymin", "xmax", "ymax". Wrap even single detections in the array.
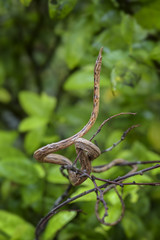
[{"xmin": 34, "ymin": 48, "xmax": 103, "ymax": 185}]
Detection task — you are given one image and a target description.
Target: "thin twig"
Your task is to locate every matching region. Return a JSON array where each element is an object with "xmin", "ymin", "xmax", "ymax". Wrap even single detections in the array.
[
  {"xmin": 93, "ymin": 160, "xmax": 160, "ymax": 172},
  {"xmin": 101, "ymin": 124, "xmax": 140, "ymax": 153},
  {"xmin": 35, "ymin": 163, "xmax": 160, "ymax": 239},
  {"xmin": 89, "ymin": 112, "xmax": 136, "ymax": 141},
  {"xmin": 117, "ymin": 182, "xmax": 160, "ymax": 186},
  {"xmin": 95, "ymin": 186, "xmax": 125, "ymax": 226},
  {"xmin": 53, "ymin": 184, "xmax": 73, "ymax": 208},
  {"xmin": 91, "ymin": 176, "xmax": 109, "ymax": 217},
  {"xmin": 72, "ymin": 151, "xmax": 82, "ymax": 166},
  {"xmin": 73, "ymin": 112, "xmax": 137, "ymax": 166},
  {"xmin": 115, "ymin": 160, "xmax": 160, "ymax": 166},
  {"xmin": 93, "ymin": 179, "xmax": 160, "ymax": 186}
]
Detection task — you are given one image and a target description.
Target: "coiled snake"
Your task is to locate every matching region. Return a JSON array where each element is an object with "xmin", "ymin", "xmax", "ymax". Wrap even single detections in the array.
[{"xmin": 34, "ymin": 48, "xmax": 103, "ymax": 185}]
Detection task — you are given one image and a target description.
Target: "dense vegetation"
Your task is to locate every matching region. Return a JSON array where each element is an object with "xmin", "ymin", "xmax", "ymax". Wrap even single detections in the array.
[{"xmin": 0, "ymin": 0, "xmax": 160, "ymax": 239}]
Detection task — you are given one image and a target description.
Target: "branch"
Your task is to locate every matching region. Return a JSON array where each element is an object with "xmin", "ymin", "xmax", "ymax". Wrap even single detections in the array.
[
  {"xmin": 35, "ymin": 163, "xmax": 160, "ymax": 239},
  {"xmin": 89, "ymin": 112, "xmax": 136, "ymax": 141},
  {"xmin": 93, "ymin": 164, "xmax": 160, "ymax": 185},
  {"xmin": 73, "ymin": 112, "xmax": 137, "ymax": 166},
  {"xmin": 101, "ymin": 124, "xmax": 139, "ymax": 153},
  {"xmin": 53, "ymin": 184, "xmax": 73, "ymax": 208},
  {"xmin": 95, "ymin": 187, "xmax": 125, "ymax": 226},
  {"xmin": 94, "ymin": 179, "xmax": 160, "ymax": 186}
]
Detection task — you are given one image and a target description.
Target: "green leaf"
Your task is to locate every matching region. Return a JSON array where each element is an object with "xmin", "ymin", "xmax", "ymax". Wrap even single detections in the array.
[
  {"xmin": 0, "ymin": 158, "xmax": 39, "ymax": 185},
  {"xmin": 147, "ymin": 121, "xmax": 160, "ymax": 151},
  {"xmin": 0, "ymin": 233, "xmax": 8, "ymax": 240},
  {"xmin": 0, "ymin": 88, "xmax": 11, "ymax": 103},
  {"xmin": 49, "ymin": 0, "xmax": 77, "ymax": 19},
  {"xmin": 0, "ymin": 62, "xmax": 5, "ymax": 86},
  {"xmin": 42, "ymin": 211, "xmax": 76, "ymax": 239},
  {"xmin": 95, "ymin": 26, "xmax": 127, "ymax": 51},
  {"xmin": 110, "ymin": 61, "xmax": 141, "ymax": 93},
  {"xmin": 0, "ymin": 146, "xmax": 26, "ymax": 159},
  {"xmin": 24, "ymin": 128, "xmax": 44, "ymax": 154},
  {"xmin": 123, "ymin": 175, "xmax": 152, "ymax": 203},
  {"xmin": 1, "ymin": 180, "xmax": 12, "ymax": 201},
  {"xmin": 49, "ymin": 3, "xmax": 57, "ymax": 18},
  {"xmin": 104, "ymin": 129, "xmax": 126, "ymax": 156},
  {"xmin": 132, "ymin": 141, "xmax": 160, "ymax": 161},
  {"xmin": 64, "ymin": 65, "xmax": 107, "ymax": 90},
  {"xmin": 123, "ymin": 185, "xmax": 139, "ymax": 203},
  {"xmin": 0, "ymin": 130, "xmax": 18, "ymax": 146},
  {"xmin": 135, "ymin": 0, "xmax": 160, "ymax": 30},
  {"xmin": 19, "ymin": 91, "xmax": 56, "ymax": 117},
  {"xmin": 19, "ymin": 116, "xmax": 48, "ymax": 132},
  {"xmin": 0, "ymin": 210, "xmax": 35, "ymax": 240},
  {"xmin": 20, "ymin": 0, "xmax": 32, "ymax": 7},
  {"xmin": 121, "ymin": 13, "xmax": 134, "ymax": 46},
  {"xmin": 132, "ymin": 19, "xmax": 148, "ymax": 42},
  {"xmin": 120, "ymin": 13, "xmax": 147, "ymax": 46},
  {"xmin": 19, "ymin": 91, "xmax": 45, "ymax": 116},
  {"xmin": 34, "ymin": 163, "xmax": 46, "ymax": 178},
  {"xmin": 128, "ymin": 175, "xmax": 152, "ymax": 183},
  {"xmin": 122, "ymin": 211, "xmax": 144, "ymax": 238},
  {"xmin": 63, "ymin": 19, "xmax": 95, "ymax": 69},
  {"xmin": 21, "ymin": 183, "xmax": 43, "ymax": 207},
  {"xmin": 43, "ymin": 135, "xmax": 59, "ymax": 145},
  {"xmin": 47, "ymin": 165, "xmax": 69, "ymax": 184},
  {"xmin": 100, "ymin": 202, "xmax": 123, "ymax": 231},
  {"xmin": 41, "ymin": 92, "xmax": 57, "ymax": 118},
  {"xmin": 71, "ymin": 180, "xmax": 96, "ymax": 202},
  {"xmin": 150, "ymin": 43, "xmax": 160, "ymax": 62},
  {"xmin": 103, "ymin": 50, "xmax": 128, "ymax": 70}
]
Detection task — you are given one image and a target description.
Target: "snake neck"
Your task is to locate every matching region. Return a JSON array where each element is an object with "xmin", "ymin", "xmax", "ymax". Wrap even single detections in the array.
[{"xmin": 34, "ymin": 48, "xmax": 103, "ymax": 161}]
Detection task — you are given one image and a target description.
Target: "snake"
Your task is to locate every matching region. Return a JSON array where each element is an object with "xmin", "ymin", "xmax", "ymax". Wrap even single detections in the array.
[{"xmin": 33, "ymin": 48, "xmax": 103, "ymax": 185}]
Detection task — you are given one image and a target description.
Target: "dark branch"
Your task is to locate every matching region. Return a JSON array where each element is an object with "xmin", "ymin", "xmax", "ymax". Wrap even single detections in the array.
[
  {"xmin": 89, "ymin": 112, "xmax": 136, "ymax": 141},
  {"xmin": 35, "ymin": 163, "xmax": 160, "ymax": 239},
  {"xmin": 101, "ymin": 124, "xmax": 139, "ymax": 153}
]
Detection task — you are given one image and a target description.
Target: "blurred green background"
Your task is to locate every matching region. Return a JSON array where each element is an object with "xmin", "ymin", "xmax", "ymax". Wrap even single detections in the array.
[{"xmin": 0, "ymin": 0, "xmax": 160, "ymax": 239}]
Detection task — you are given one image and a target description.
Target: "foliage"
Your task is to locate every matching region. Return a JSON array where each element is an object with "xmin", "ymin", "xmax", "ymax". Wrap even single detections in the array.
[{"xmin": 0, "ymin": 0, "xmax": 160, "ymax": 240}]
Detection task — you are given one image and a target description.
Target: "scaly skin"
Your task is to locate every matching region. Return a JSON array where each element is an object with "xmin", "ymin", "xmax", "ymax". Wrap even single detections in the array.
[{"xmin": 34, "ymin": 48, "xmax": 103, "ymax": 162}]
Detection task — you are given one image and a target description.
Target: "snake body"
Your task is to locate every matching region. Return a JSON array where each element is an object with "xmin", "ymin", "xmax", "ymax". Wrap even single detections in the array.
[
  {"xmin": 34, "ymin": 48, "xmax": 103, "ymax": 162},
  {"xmin": 44, "ymin": 138, "xmax": 101, "ymax": 185}
]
